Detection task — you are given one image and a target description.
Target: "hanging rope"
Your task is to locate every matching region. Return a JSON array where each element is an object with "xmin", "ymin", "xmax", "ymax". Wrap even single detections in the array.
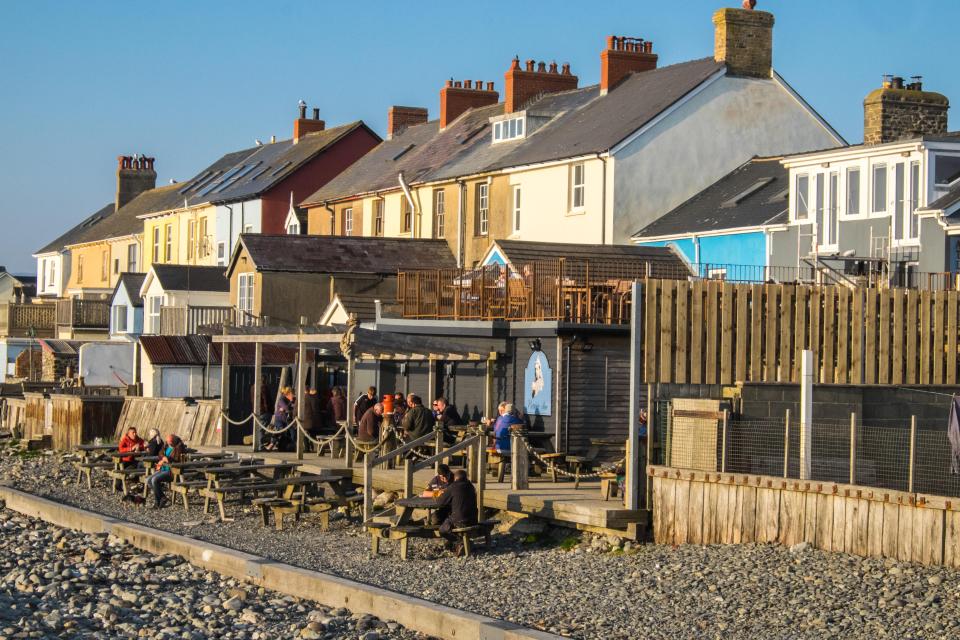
[{"xmin": 518, "ymin": 433, "xmax": 626, "ymax": 479}]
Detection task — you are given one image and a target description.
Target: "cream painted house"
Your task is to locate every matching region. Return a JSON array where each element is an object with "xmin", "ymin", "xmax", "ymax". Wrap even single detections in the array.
[{"xmin": 304, "ymin": 6, "xmax": 843, "ymax": 267}]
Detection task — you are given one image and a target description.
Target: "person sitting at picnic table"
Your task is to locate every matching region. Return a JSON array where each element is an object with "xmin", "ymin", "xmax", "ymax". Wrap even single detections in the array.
[
  {"xmin": 436, "ymin": 469, "xmax": 478, "ymax": 555},
  {"xmin": 327, "ymin": 387, "xmax": 347, "ymax": 427},
  {"xmin": 401, "ymin": 394, "xmax": 433, "ymax": 441},
  {"xmin": 265, "ymin": 387, "xmax": 295, "ymax": 451},
  {"xmin": 357, "ymin": 402, "xmax": 384, "ymax": 442},
  {"xmin": 423, "ymin": 463, "xmax": 454, "ymax": 497},
  {"xmin": 482, "ymin": 402, "xmax": 524, "ymax": 454},
  {"xmin": 434, "ymin": 396, "xmax": 462, "ymax": 445},
  {"xmin": 117, "ymin": 427, "xmax": 145, "ymax": 469},
  {"xmin": 353, "ymin": 386, "xmax": 377, "ymax": 426},
  {"xmin": 147, "ymin": 434, "xmax": 186, "ymax": 509},
  {"xmin": 144, "ymin": 428, "xmax": 164, "ymax": 457}
]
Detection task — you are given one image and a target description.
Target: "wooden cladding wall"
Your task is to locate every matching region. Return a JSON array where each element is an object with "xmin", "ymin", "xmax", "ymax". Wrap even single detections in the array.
[
  {"xmin": 49, "ymin": 395, "xmax": 124, "ymax": 450},
  {"xmin": 643, "ymin": 280, "xmax": 960, "ymax": 385},
  {"xmin": 650, "ymin": 466, "xmax": 960, "ymax": 567},
  {"xmin": 114, "ymin": 398, "xmax": 221, "ymax": 447}
]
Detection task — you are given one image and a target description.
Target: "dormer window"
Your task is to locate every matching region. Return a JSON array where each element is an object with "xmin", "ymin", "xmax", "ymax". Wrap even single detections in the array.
[{"xmin": 492, "ymin": 116, "xmax": 525, "ymax": 143}]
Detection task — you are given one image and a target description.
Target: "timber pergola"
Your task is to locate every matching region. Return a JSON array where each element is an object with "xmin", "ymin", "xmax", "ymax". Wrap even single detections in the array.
[{"xmin": 213, "ymin": 322, "xmax": 498, "ymax": 459}]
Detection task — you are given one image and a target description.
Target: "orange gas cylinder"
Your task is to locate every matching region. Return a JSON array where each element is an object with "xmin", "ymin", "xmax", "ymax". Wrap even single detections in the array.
[{"xmin": 382, "ymin": 394, "xmax": 394, "ymax": 414}]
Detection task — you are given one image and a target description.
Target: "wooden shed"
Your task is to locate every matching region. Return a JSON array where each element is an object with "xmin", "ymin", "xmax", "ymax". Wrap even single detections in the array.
[{"xmin": 49, "ymin": 393, "xmax": 125, "ymax": 450}]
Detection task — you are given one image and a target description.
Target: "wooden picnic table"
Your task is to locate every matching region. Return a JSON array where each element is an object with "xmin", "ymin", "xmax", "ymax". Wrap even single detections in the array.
[
  {"xmin": 200, "ymin": 473, "xmax": 342, "ymax": 522},
  {"xmin": 77, "ymin": 443, "xmax": 117, "ymax": 452}
]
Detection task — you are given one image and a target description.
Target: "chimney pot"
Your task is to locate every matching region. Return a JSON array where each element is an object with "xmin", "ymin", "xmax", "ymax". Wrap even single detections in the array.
[
  {"xmin": 271, "ymin": 135, "xmax": 276, "ymax": 143},
  {"xmin": 505, "ymin": 55, "xmax": 578, "ymax": 112},
  {"xmin": 864, "ymin": 76, "xmax": 948, "ymax": 144},
  {"xmin": 446, "ymin": 78, "xmax": 453, "ymax": 87},
  {"xmin": 464, "ymin": 79, "xmax": 472, "ymax": 89},
  {"xmin": 115, "ymin": 153, "xmax": 156, "ymax": 211},
  {"xmin": 454, "ymin": 80, "xmax": 462, "ymax": 88},
  {"xmin": 475, "ymin": 80, "xmax": 482, "ymax": 90},
  {"xmin": 537, "ymin": 61, "xmax": 547, "ymax": 72},
  {"xmin": 298, "ymin": 103, "xmax": 307, "ymax": 119},
  {"xmin": 439, "ymin": 78, "xmax": 499, "ymax": 129},
  {"xmin": 549, "ymin": 61, "xmax": 558, "ymax": 73},
  {"xmin": 606, "ymin": 35, "xmax": 616, "ymax": 49},
  {"xmin": 486, "ymin": 81, "xmax": 495, "ymax": 91},
  {"xmin": 510, "ymin": 57, "xmax": 520, "ymax": 70},
  {"xmin": 525, "ymin": 59, "xmax": 535, "ymax": 71},
  {"xmin": 600, "ymin": 34, "xmax": 658, "ymax": 94},
  {"xmin": 312, "ymin": 107, "xmax": 320, "ymax": 120},
  {"xmin": 561, "ymin": 63, "xmax": 571, "ymax": 75}
]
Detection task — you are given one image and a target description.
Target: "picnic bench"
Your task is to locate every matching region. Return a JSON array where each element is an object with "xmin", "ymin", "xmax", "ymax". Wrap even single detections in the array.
[
  {"xmin": 368, "ymin": 496, "xmax": 497, "ymax": 559},
  {"xmin": 252, "ymin": 472, "xmax": 361, "ymax": 531},
  {"xmin": 199, "ymin": 473, "xmax": 347, "ymax": 522}
]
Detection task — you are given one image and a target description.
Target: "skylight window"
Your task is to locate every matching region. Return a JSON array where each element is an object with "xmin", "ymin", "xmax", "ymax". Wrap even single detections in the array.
[
  {"xmin": 721, "ymin": 177, "xmax": 775, "ymax": 208},
  {"xmin": 179, "ymin": 170, "xmax": 210, "ymax": 194},
  {"xmin": 270, "ymin": 161, "xmax": 292, "ymax": 177},
  {"xmin": 392, "ymin": 144, "xmax": 415, "ymax": 161},
  {"xmin": 213, "ymin": 161, "xmax": 262, "ymax": 193},
  {"xmin": 492, "ymin": 116, "xmax": 525, "ymax": 143}
]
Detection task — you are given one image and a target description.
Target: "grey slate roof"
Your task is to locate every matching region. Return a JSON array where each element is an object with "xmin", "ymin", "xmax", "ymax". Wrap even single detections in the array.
[
  {"xmin": 151, "ymin": 265, "xmax": 229, "ymax": 293},
  {"xmin": 333, "ymin": 293, "xmax": 378, "ymax": 323},
  {"xmin": 491, "ymin": 240, "xmax": 691, "ymax": 278},
  {"xmin": 234, "ymin": 234, "xmax": 455, "ymax": 274},
  {"xmin": 73, "ymin": 184, "xmax": 186, "ymax": 245},
  {"xmin": 114, "ymin": 272, "xmax": 146, "ymax": 307},
  {"xmin": 34, "ymin": 202, "xmax": 114, "ymax": 255},
  {"xmin": 927, "ymin": 184, "xmax": 960, "ymax": 218},
  {"xmin": 632, "ymin": 157, "xmax": 789, "ymax": 238},
  {"xmin": 174, "ymin": 122, "xmax": 374, "ymax": 207},
  {"xmin": 304, "ymin": 57, "xmax": 724, "ymax": 204}
]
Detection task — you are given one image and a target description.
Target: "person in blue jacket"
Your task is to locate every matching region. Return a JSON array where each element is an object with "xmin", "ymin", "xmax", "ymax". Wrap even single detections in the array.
[{"xmin": 484, "ymin": 402, "xmax": 524, "ymax": 454}]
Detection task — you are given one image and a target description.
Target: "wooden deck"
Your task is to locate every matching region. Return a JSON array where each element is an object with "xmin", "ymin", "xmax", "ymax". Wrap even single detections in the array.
[{"xmin": 209, "ymin": 446, "xmax": 645, "ymax": 537}]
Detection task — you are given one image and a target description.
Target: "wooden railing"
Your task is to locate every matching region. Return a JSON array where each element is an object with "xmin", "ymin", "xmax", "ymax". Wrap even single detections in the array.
[
  {"xmin": 56, "ymin": 299, "xmax": 110, "ymax": 329},
  {"xmin": 159, "ymin": 305, "xmax": 236, "ymax": 335},
  {"xmin": 0, "ymin": 302, "xmax": 56, "ymax": 338},
  {"xmin": 397, "ymin": 259, "xmax": 689, "ymax": 324}
]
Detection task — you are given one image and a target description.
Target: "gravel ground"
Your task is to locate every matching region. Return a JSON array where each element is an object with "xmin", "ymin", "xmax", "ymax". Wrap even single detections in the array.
[
  {"xmin": 4, "ymin": 446, "xmax": 960, "ymax": 639},
  {"xmin": 0, "ymin": 506, "xmax": 428, "ymax": 640}
]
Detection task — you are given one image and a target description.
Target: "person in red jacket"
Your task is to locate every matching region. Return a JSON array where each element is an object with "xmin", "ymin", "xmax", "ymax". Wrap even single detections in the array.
[{"xmin": 118, "ymin": 427, "xmax": 145, "ymax": 468}]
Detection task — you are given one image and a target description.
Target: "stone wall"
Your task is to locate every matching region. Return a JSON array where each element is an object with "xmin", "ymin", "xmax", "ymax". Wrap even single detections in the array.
[
  {"xmin": 863, "ymin": 87, "xmax": 949, "ymax": 145},
  {"xmin": 712, "ymin": 8, "xmax": 774, "ymax": 78}
]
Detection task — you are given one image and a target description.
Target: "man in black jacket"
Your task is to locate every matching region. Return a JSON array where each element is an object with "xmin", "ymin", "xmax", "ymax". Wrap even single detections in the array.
[
  {"xmin": 436, "ymin": 470, "xmax": 478, "ymax": 554},
  {"xmin": 434, "ymin": 396, "xmax": 462, "ymax": 445}
]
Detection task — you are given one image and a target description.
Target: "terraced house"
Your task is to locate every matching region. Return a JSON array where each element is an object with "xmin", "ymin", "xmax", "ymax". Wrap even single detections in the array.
[
  {"xmin": 302, "ymin": 5, "xmax": 843, "ymax": 267},
  {"xmin": 140, "ymin": 106, "xmax": 379, "ymax": 269}
]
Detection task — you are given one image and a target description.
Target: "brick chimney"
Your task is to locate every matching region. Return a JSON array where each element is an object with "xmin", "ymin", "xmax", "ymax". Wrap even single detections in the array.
[
  {"xmin": 713, "ymin": 5, "xmax": 775, "ymax": 78},
  {"xmin": 504, "ymin": 58, "xmax": 578, "ymax": 113},
  {"xmin": 115, "ymin": 155, "xmax": 156, "ymax": 212},
  {"xmin": 600, "ymin": 36, "xmax": 657, "ymax": 94},
  {"xmin": 387, "ymin": 106, "xmax": 429, "ymax": 139},
  {"xmin": 293, "ymin": 103, "xmax": 325, "ymax": 143},
  {"xmin": 864, "ymin": 76, "xmax": 949, "ymax": 145},
  {"xmin": 440, "ymin": 80, "xmax": 499, "ymax": 129}
]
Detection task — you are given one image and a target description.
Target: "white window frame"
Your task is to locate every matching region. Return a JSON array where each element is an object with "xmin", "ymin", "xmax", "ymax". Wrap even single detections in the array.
[
  {"xmin": 570, "ymin": 163, "xmax": 585, "ymax": 211},
  {"xmin": 243, "ymin": 224, "xmax": 254, "ymax": 234},
  {"xmin": 374, "ymin": 199, "xmax": 384, "ymax": 237},
  {"xmin": 492, "ymin": 116, "xmax": 525, "ymax": 144},
  {"xmin": 344, "ymin": 207, "xmax": 353, "ymax": 236},
  {"xmin": 794, "ymin": 173, "xmax": 810, "ymax": 221},
  {"xmin": 287, "ymin": 220, "xmax": 299, "ymax": 235},
  {"xmin": 152, "ymin": 227, "xmax": 161, "ymax": 263},
  {"xmin": 217, "ymin": 242, "xmax": 226, "ymax": 267},
  {"xmin": 147, "ymin": 296, "xmax": 162, "ymax": 334},
  {"xmin": 512, "ymin": 185, "xmax": 521, "ymax": 234},
  {"xmin": 908, "ymin": 161, "xmax": 921, "ymax": 241},
  {"xmin": 113, "ymin": 304, "xmax": 128, "ymax": 334},
  {"xmin": 433, "ymin": 189, "xmax": 445, "ymax": 238},
  {"xmin": 844, "ymin": 167, "xmax": 861, "ymax": 218},
  {"xmin": 164, "ymin": 224, "xmax": 173, "ymax": 262},
  {"xmin": 871, "ymin": 163, "xmax": 888, "ymax": 214},
  {"xmin": 477, "ymin": 183, "xmax": 489, "ymax": 236},
  {"xmin": 237, "ymin": 273, "xmax": 255, "ymax": 323},
  {"xmin": 127, "ymin": 243, "xmax": 137, "ymax": 272}
]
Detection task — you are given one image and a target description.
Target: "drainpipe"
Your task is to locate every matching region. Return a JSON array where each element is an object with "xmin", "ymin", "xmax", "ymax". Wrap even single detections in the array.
[
  {"xmin": 597, "ymin": 153, "xmax": 608, "ymax": 245},
  {"xmin": 456, "ymin": 179, "xmax": 466, "ymax": 268},
  {"xmin": 323, "ymin": 201, "xmax": 335, "ymax": 234},
  {"xmin": 398, "ymin": 172, "xmax": 417, "ymax": 238}
]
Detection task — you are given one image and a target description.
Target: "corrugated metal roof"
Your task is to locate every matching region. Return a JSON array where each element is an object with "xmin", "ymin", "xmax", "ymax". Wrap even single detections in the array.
[
  {"xmin": 140, "ymin": 335, "xmax": 295, "ymax": 367},
  {"xmin": 38, "ymin": 339, "xmax": 81, "ymax": 356}
]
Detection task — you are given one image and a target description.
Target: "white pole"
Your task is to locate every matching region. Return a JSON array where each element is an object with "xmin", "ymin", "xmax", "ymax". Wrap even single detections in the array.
[
  {"xmin": 799, "ymin": 349, "xmax": 813, "ymax": 480},
  {"xmin": 626, "ymin": 280, "xmax": 643, "ymax": 510}
]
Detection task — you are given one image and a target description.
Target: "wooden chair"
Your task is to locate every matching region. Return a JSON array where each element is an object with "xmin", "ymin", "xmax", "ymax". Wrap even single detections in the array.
[
  {"xmin": 563, "ymin": 443, "xmax": 601, "ymax": 489},
  {"xmin": 506, "ymin": 279, "xmax": 530, "ymax": 319}
]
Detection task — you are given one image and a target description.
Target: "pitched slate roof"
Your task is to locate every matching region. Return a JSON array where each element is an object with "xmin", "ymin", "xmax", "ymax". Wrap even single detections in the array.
[
  {"xmin": 114, "ymin": 272, "xmax": 146, "ymax": 307},
  {"xmin": 72, "ymin": 184, "xmax": 186, "ymax": 245},
  {"xmin": 150, "ymin": 265, "xmax": 229, "ymax": 293},
  {"xmin": 925, "ymin": 184, "xmax": 960, "ymax": 219},
  {"xmin": 304, "ymin": 57, "xmax": 724, "ymax": 204},
  {"xmin": 34, "ymin": 202, "xmax": 114, "ymax": 255},
  {"xmin": 490, "ymin": 240, "xmax": 690, "ymax": 278},
  {"xmin": 632, "ymin": 157, "xmax": 789, "ymax": 238},
  {"xmin": 174, "ymin": 122, "xmax": 375, "ymax": 208},
  {"xmin": 233, "ymin": 234, "xmax": 455, "ymax": 275},
  {"xmin": 332, "ymin": 293, "xmax": 378, "ymax": 323},
  {"xmin": 140, "ymin": 334, "xmax": 294, "ymax": 366}
]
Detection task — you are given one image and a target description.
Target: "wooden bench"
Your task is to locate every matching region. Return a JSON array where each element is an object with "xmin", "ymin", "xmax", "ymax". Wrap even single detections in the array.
[
  {"xmin": 105, "ymin": 466, "xmax": 148, "ymax": 496},
  {"xmin": 73, "ymin": 460, "xmax": 113, "ymax": 489},
  {"xmin": 599, "ymin": 472, "xmax": 619, "ymax": 501},
  {"xmin": 450, "ymin": 519, "xmax": 499, "ymax": 557},
  {"xmin": 170, "ymin": 479, "xmax": 209, "ymax": 510},
  {"xmin": 199, "ymin": 475, "xmax": 329, "ymax": 521}
]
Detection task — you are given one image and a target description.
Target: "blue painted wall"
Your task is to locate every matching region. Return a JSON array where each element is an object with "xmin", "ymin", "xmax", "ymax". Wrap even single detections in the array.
[{"xmin": 636, "ymin": 231, "xmax": 767, "ymax": 276}]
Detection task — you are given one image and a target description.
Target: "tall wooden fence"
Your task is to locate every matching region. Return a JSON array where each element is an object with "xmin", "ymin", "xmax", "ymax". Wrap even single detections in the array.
[
  {"xmin": 649, "ymin": 466, "xmax": 960, "ymax": 567},
  {"xmin": 643, "ymin": 280, "xmax": 960, "ymax": 385},
  {"xmin": 114, "ymin": 397, "xmax": 220, "ymax": 446}
]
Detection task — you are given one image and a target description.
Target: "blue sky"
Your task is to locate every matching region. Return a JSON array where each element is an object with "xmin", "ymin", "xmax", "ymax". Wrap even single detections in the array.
[{"xmin": 0, "ymin": 0, "xmax": 953, "ymax": 272}]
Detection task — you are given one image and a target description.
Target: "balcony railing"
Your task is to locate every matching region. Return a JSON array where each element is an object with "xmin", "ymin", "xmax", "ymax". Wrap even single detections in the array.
[
  {"xmin": 397, "ymin": 259, "xmax": 689, "ymax": 324},
  {"xmin": 55, "ymin": 299, "xmax": 110, "ymax": 329},
  {"xmin": 0, "ymin": 302, "xmax": 56, "ymax": 338},
  {"xmin": 159, "ymin": 305, "xmax": 236, "ymax": 335}
]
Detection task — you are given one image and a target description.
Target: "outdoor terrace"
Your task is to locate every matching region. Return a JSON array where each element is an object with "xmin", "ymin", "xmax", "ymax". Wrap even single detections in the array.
[
  {"xmin": 55, "ymin": 298, "xmax": 110, "ymax": 330},
  {"xmin": 0, "ymin": 302, "xmax": 56, "ymax": 338}
]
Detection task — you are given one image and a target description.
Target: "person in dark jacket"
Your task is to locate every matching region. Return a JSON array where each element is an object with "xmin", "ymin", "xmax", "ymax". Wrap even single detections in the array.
[
  {"xmin": 357, "ymin": 403, "xmax": 384, "ymax": 442},
  {"xmin": 353, "ymin": 386, "xmax": 377, "ymax": 426},
  {"xmin": 147, "ymin": 434, "xmax": 186, "ymax": 508},
  {"xmin": 401, "ymin": 394, "xmax": 433, "ymax": 440},
  {"xmin": 434, "ymin": 397, "xmax": 462, "ymax": 445},
  {"xmin": 251, "ymin": 381, "xmax": 271, "ymax": 427},
  {"xmin": 327, "ymin": 387, "xmax": 347, "ymax": 427},
  {"xmin": 266, "ymin": 387, "xmax": 295, "ymax": 451},
  {"xmin": 391, "ymin": 392, "xmax": 406, "ymax": 428},
  {"xmin": 144, "ymin": 429, "xmax": 164, "ymax": 457},
  {"xmin": 302, "ymin": 386, "xmax": 325, "ymax": 438},
  {"xmin": 436, "ymin": 470, "xmax": 478, "ymax": 554}
]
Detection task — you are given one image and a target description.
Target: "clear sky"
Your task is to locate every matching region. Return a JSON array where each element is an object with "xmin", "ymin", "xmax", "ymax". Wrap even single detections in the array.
[{"xmin": 0, "ymin": 0, "xmax": 954, "ymax": 273}]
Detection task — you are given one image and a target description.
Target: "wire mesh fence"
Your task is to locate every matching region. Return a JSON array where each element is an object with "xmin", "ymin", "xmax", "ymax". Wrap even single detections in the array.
[{"xmin": 654, "ymin": 406, "xmax": 960, "ymax": 499}]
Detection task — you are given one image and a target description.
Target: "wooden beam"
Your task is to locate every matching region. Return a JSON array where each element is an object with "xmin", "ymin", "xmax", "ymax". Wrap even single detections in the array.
[
  {"xmin": 295, "ymin": 340, "xmax": 307, "ymax": 460},
  {"xmin": 219, "ymin": 339, "xmax": 230, "ymax": 448},
  {"xmin": 252, "ymin": 342, "xmax": 262, "ymax": 453}
]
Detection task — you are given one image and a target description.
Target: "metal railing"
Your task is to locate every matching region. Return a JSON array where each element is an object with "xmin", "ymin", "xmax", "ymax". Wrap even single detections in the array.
[
  {"xmin": 55, "ymin": 299, "xmax": 110, "ymax": 329},
  {"xmin": 159, "ymin": 305, "xmax": 236, "ymax": 335},
  {"xmin": 0, "ymin": 302, "xmax": 56, "ymax": 338},
  {"xmin": 695, "ymin": 262, "xmax": 960, "ymax": 291}
]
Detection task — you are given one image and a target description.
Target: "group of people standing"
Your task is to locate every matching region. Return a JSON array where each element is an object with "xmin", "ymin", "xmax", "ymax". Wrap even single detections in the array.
[
  {"xmin": 352, "ymin": 386, "xmax": 465, "ymax": 445},
  {"xmin": 251, "ymin": 383, "xmax": 349, "ymax": 452}
]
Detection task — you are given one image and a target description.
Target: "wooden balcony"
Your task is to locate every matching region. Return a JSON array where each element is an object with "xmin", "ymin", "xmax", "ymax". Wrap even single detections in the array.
[
  {"xmin": 397, "ymin": 259, "xmax": 688, "ymax": 325},
  {"xmin": 55, "ymin": 299, "xmax": 110, "ymax": 330},
  {"xmin": 0, "ymin": 302, "xmax": 56, "ymax": 338},
  {"xmin": 159, "ymin": 305, "xmax": 237, "ymax": 335}
]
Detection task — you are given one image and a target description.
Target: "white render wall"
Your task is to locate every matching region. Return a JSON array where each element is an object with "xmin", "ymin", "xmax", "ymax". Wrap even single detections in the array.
[
  {"xmin": 214, "ymin": 199, "xmax": 262, "ymax": 266},
  {"xmin": 611, "ymin": 74, "xmax": 843, "ymax": 243},
  {"xmin": 35, "ymin": 253, "xmax": 65, "ymax": 298}
]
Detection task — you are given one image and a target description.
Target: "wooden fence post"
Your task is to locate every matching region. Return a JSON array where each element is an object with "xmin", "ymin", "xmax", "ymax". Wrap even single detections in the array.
[
  {"xmin": 295, "ymin": 340, "xmax": 307, "ymax": 461},
  {"xmin": 720, "ymin": 409, "xmax": 729, "ymax": 473},
  {"xmin": 783, "ymin": 408, "xmax": 790, "ymax": 478},
  {"xmin": 363, "ymin": 452, "xmax": 374, "ymax": 521},
  {"xmin": 799, "ymin": 350, "xmax": 813, "ymax": 480},
  {"xmin": 476, "ymin": 439, "xmax": 487, "ymax": 520},
  {"xmin": 219, "ymin": 338, "xmax": 230, "ymax": 449},
  {"xmin": 404, "ymin": 458, "xmax": 414, "ymax": 499},
  {"xmin": 252, "ymin": 342, "xmax": 262, "ymax": 453},
  {"xmin": 626, "ymin": 280, "xmax": 643, "ymax": 510},
  {"xmin": 434, "ymin": 427, "xmax": 443, "ymax": 475},
  {"xmin": 511, "ymin": 432, "xmax": 529, "ymax": 490},
  {"xmin": 908, "ymin": 415, "xmax": 916, "ymax": 493},
  {"xmin": 849, "ymin": 412, "xmax": 857, "ymax": 485}
]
